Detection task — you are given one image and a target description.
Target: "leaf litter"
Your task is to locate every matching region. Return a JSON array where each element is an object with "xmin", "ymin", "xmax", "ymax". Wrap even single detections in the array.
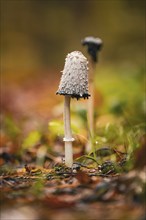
[
  {"xmin": 0, "ymin": 152, "xmax": 145, "ymax": 220},
  {"xmin": 1, "ymin": 73, "xmax": 145, "ymax": 220}
]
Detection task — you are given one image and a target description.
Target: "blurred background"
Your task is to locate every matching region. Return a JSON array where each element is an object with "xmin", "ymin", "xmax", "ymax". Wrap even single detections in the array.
[
  {"xmin": 1, "ymin": 0, "xmax": 145, "ymax": 71},
  {"xmin": 1, "ymin": 0, "xmax": 145, "ymax": 147},
  {"xmin": 1, "ymin": 2, "xmax": 145, "ymax": 219}
]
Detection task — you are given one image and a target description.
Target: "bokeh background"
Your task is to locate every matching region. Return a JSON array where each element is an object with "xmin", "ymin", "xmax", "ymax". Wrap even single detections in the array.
[
  {"xmin": 1, "ymin": 0, "xmax": 145, "ymax": 140},
  {"xmin": 1, "ymin": 0, "xmax": 145, "ymax": 71},
  {"xmin": 0, "ymin": 1, "xmax": 145, "ymax": 219}
]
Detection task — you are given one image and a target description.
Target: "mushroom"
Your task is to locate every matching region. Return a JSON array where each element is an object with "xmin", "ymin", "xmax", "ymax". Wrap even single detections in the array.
[
  {"xmin": 82, "ymin": 36, "xmax": 103, "ymax": 150},
  {"xmin": 56, "ymin": 51, "xmax": 90, "ymax": 167},
  {"xmin": 81, "ymin": 36, "xmax": 103, "ymax": 62}
]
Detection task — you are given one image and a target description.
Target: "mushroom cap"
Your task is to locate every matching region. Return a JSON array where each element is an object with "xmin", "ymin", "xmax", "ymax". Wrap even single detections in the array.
[
  {"xmin": 82, "ymin": 36, "xmax": 102, "ymax": 48},
  {"xmin": 82, "ymin": 36, "xmax": 103, "ymax": 62},
  {"xmin": 56, "ymin": 51, "xmax": 90, "ymax": 100}
]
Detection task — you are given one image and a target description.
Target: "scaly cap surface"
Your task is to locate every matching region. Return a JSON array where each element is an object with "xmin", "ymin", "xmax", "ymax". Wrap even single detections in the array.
[{"xmin": 56, "ymin": 51, "xmax": 90, "ymax": 100}]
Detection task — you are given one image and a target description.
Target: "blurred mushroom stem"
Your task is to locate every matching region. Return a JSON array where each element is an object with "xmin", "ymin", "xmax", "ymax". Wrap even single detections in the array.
[
  {"xmin": 81, "ymin": 36, "xmax": 102, "ymax": 152},
  {"xmin": 64, "ymin": 95, "xmax": 74, "ymax": 167},
  {"xmin": 87, "ymin": 60, "xmax": 96, "ymax": 151}
]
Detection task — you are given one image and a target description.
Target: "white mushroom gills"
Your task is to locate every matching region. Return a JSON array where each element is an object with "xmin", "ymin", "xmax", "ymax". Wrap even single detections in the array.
[{"xmin": 56, "ymin": 51, "xmax": 90, "ymax": 167}]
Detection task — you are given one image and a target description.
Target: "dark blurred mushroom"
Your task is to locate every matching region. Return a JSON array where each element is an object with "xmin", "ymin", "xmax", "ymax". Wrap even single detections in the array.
[
  {"xmin": 82, "ymin": 36, "xmax": 103, "ymax": 62},
  {"xmin": 56, "ymin": 51, "xmax": 90, "ymax": 167},
  {"xmin": 82, "ymin": 36, "xmax": 103, "ymax": 151}
]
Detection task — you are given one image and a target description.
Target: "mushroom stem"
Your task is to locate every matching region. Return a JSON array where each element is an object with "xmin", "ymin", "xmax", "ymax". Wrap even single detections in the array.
[
  {"xmin": 87, "ymin": 60, "xmax": 96, "ymax": 150},
  {"xmin": 88, "ymin": 60, "xmax": 96, "ymax": 135},
  {"xmin": 64, "ymin": 95, "xmax": 73, "ymax": 167}
]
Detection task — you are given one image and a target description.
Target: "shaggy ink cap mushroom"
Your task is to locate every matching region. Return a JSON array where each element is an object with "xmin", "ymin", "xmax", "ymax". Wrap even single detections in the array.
[
  {"xmin": 82, "ymin": 36, "xmax": 103, "ymax": 62},
  {"xmin": 56, "ymin": 51, "xmax": 90, "ymax": 167},
  {"xmin": 56, "ymin": 51, "xmax": 90, "ymax": 100}
]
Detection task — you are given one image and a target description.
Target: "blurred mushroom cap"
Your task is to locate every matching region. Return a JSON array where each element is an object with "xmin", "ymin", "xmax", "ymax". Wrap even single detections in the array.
[
  {"xmin": 82, "ymin": 36, "xmax": 102, "ymax": 47},
  {"xmin": 56, "ymin": 51, "xmax": 90, "ymax": 100},
  {"xmin": 82, "ymin": 36, "xmax": 103, "ymax": 62}
]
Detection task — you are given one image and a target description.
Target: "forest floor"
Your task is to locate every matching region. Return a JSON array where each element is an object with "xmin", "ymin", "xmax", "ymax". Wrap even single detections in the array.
[
  {"xmin": 1, "ymin": 72, "xmax": 146, "ymax": 220},
  {"xmin": 0, "ymin": 161, "xmax": 145, "ymax": 220}
]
